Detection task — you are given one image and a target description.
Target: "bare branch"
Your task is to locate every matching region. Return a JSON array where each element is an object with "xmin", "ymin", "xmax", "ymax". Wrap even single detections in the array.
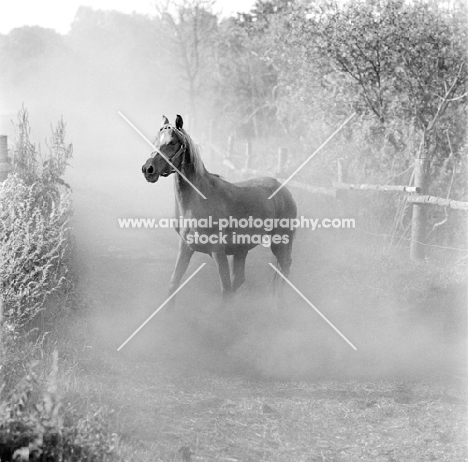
[{"xmin": 427, "ymin": 63, "xmax": 465, "ymax": 132}]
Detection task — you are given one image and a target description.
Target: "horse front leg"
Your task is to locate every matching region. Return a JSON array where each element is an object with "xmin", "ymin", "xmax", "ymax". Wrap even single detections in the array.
[
  {"xmin": 212, "ymin": 251, "xmax": 233, "ymax": 301},
  {"xmin": 167, "ymin": 238, "xmax": 194, "ymax": 310}
]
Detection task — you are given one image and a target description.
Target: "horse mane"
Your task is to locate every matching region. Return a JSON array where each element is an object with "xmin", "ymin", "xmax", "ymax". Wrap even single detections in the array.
[
  {"xmin": 180, "ymin": 128, "xmax": 207, "ymax": 176},
  {"xmin": 181, "ymin": 130, "xmax": 224, "ymax": 178},
  {"xmin": 155, "ymin": 124, "xmax": 223, "ymax": 178}
]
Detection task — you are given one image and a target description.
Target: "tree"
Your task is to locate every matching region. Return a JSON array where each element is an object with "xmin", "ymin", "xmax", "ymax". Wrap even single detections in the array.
[
  {"xmin": 314, "ymin": 0, "xmax": 467, "ymax": 157},
  {"xmin": 156, "ymin": 0, "xmax": 219, "ymax": 127},
  {"xmin": 266, "ymin": 0, "xmax": 466, "ymax": 186},
  {"xmin": 214, "ymin": 16, "xmax": 279, "ymax": 139}
]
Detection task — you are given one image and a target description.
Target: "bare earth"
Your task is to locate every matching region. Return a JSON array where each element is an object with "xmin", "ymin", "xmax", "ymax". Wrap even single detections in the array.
[{"xmin": 71, "ymin": 191, "xmax": 468, "ymax": 461}]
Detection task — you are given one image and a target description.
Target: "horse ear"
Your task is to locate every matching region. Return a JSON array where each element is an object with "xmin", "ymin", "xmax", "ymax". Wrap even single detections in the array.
[
  {"xmin": 161, "ymin": 115, "xmax": 169, "ymax": 126},
  {"xmin": 175, "ymin": 114, "xmax": 183, "ymax": 130}
]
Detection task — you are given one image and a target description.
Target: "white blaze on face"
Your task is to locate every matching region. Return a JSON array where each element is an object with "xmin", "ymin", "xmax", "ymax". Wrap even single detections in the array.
[{"xmin": 159, "ymin": 130, "xmax": 172, "ymax": 145}]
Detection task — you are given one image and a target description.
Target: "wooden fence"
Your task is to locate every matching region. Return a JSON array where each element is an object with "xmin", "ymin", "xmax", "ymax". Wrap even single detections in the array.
[
  {"xmin": 2, "ymin": 131, "xmax": 466, "ymax": 260},
  {"xmin": 0, "ymin": 135, "xmax": 12, "ymax": 182},
  {"xmin": 205, "ymin": 137, "xmax": 468, "ymax": 260}
]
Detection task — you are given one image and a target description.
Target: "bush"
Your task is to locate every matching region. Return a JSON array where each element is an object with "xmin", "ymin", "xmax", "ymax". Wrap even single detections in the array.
[
  {"xmin": 13, "ymin": 107, "xmax": 72, "ymax": 188},
  {"xmin": 0, "ymin": 108, "xmax": 122, "ymax": 462},
  {"xmin": 0, "ymin": 175, "xmax": 72, "ymax": 328},
  {"xmin": 0, "ymin": 108, "xmax": 74, "ymax": 330},
  {"xmin": 0, "ymin": 352, "xmax": 118, "ymax": 462}
]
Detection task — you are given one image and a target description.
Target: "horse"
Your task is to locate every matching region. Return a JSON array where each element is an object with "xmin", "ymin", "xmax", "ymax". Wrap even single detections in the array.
[{"xmin": 141, "ymin": 115, "xmax": 297, "ymax": 307}]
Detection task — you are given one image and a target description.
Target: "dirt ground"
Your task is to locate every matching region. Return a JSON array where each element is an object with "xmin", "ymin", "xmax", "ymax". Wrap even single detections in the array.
[{"xmin": 69, "ymin": 183, "xmax": 468, "ymax": 461}]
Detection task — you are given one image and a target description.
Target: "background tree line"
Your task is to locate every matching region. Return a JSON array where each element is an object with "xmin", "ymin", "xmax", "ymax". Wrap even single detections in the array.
[{"xmin": 1, "ymin": 0, "xmax": 466, "ymax": 249}]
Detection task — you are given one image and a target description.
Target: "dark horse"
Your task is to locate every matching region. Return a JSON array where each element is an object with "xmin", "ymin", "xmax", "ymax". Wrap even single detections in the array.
[{"xmin": 142, "ymin": 115, "xmax": 297, "ymax": 306}]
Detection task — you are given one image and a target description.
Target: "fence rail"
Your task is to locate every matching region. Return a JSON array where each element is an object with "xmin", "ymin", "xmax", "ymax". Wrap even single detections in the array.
[
  {"xmin": 238, "ymin": 168, "xmax": 337, "ymax": 197},
  {"xmin": 208, "ymin": 136, "xmax": 468, "ymax": 259},
  {"xmin": 407, "ymin": 194, "xmax": 468, "ymax": 211},
  {"xmin": 333, "ymin": 182, "xmax": 420, "ymax": 194}
]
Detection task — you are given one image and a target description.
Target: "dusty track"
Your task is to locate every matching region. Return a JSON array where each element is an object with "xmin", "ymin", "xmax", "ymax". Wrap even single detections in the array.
[{"xmin": 70, "ymin": 181, "xmax": 468, "ymax": 461}]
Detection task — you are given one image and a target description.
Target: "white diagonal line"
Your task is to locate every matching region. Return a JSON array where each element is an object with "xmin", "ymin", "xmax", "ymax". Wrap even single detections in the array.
[
  {"xmin": 117, "ymin": 263, "xmax": 206, "ymax": 351},
  {"xmin": 268, "ymin": 112, "xmax": 356, "ymax": 199},
  {"xmin": 118, "ymin": 111, "xmax": 207, "ymax": 199},
  {"xmin": 269, "ymin": 263, "xmax": 357, "ymax": 350}
]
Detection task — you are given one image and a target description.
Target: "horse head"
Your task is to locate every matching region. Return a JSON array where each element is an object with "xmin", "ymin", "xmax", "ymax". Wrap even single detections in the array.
[{"xmin": 142, "ymin": 115, "xmax": 186, "ymax": 183}]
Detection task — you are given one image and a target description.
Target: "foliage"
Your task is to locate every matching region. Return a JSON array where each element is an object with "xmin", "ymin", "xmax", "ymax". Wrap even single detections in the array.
[
  {"xmin": 263, "ymin": 0, "xmax": 467, "ymax": 184},
  {"xmin": 235, "ymin": 0, "xmax": 467, "ymax": 250},
  {"xmin": 313, "ymin": 0, "xmax": 466, "ymax": 159},
  {"xmin": 0, "ymin": 26, "xmax": 65, "ymax": 61},
  {"xmin": 0, "ymin": 1, "xmax": 466, "ymax": 252},
  {"xmin": 0, "ymin": 352, "xmax": 118, "ymax": 462},
  {"xmin": 0, "ymin": 175, "xmax": 72, "ymax": 328},
  {"xmin": 0, "ymin": 109, "xmax": 74, "ymax": 329},
  {"xmin": 13, "ymin": 107, "xmax": 73, "ymax": 188},
  {"xmin": 156, "ymin": 0, "xmax": 219, "ymax": 125}
]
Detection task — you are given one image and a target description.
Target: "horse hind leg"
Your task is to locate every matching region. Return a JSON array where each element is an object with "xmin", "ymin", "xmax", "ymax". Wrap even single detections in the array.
[
  {"xmin": 231, "ymin": 250, "xmax": 248, "ymax": 292},
  {"xmin": 212, "ymin": 251, "xmax": 233, "ymax": 302},
  {"xmin": 270, "ymin": 236, "xmax": 293, "ymax": 308},
  {"xmin": 271, "ymin": 237, "xmax": 293, "ymax": 276}
]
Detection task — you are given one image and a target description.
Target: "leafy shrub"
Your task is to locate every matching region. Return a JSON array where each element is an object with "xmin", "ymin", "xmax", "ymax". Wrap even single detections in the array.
[
  {"xmin": 0, "ymin": 175, "xmax": 72, "ymax": 328},
  {"xmin": 0, "ymin": 352, "xmax": 118, "ymax": 462},
  {"xmin": 13, "ymin": 107, "xmax": 72, "ymax": 188},
  {"xmin": 0, "ymin": 108, "xmax": 74, "ymax": 329}
]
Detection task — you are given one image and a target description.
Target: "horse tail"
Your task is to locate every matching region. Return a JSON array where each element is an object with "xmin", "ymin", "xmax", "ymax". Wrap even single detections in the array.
[{"xmin": 269, "ymin": 182, "xmax": 297, "ymax": 275}]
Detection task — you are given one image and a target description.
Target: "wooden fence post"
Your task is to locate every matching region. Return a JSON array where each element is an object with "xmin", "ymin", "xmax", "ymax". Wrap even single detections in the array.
[
  {"xmin": 207, "ymin": 119, "xmax": 215, "ymax": 165},
  {"xmin": 244, "ymin": 140, "xmax": 252, "ymax": 170},
  {"xmin": 0, "ymin": 135, "xmax": 12, "ymax": 182},
  {"xmin": 410, "ymin": 155, "xmax": 430, "ymax": 259},
  {"xmin": 277, "ymin": 147, "xmax": 288, "ymax": 176},
  {"xmin": 464, "ymin": 210, "xmax": 468, "ymax": 262},
  {"xmin": 336, "ymin": 158, "xmax": 349, "ymax": 202},
  {"xmin": 227, "ymin": 135, "xmax": 234, "ymax": 160},
  {"xmin": 337, "ymin": 158, "xmax": 348, "ymax": 183},
  {"xmin": 222, "ymin": 135, "xmax": 234, "ymax": 178}
]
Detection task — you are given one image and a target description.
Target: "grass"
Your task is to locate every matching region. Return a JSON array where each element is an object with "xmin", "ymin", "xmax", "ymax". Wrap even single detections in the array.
[
  {"xmin": 2, "ymin": 281, "xmax": 467, "ymax": 461},
  {"xmin": 0, "ymin": 313, "xmax": 119, "ymax": 461},
  {"xmin": 3, "ymin": 340, "xmax": 466, "ymax": 461},
  {"xmin": 59, "ymin": 341, "xmax": 468, "ymax": 462},
  {"xmin": 2, "ymin": 192, "xmax": 467, "ymax": 461}
]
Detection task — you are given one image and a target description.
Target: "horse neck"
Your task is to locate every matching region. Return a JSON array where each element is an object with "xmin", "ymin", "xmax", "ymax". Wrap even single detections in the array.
[{"xmin": 173, "ymin": 145, "xmax": 209, "ymax": 209}]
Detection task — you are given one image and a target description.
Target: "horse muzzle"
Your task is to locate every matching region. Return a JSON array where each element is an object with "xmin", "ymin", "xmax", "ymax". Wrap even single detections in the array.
[
  {"xmin": 145, "ymin": 173, "xmax": 159, "ymax": 183},
  {"xmin": 142, "ymin": 163, "xmax": 160, "ymax": 183}
]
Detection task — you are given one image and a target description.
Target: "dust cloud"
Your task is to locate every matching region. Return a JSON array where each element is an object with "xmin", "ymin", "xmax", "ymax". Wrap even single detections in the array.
[{"xmin": 1, "ymin": 7, "xmax": 465, "ymax": 383}]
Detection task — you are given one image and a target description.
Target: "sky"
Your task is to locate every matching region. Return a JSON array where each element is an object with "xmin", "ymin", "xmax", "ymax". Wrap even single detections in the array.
[{"xmin": 0, "ymin": 0, "xmax": 256, "ymax": 34}]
